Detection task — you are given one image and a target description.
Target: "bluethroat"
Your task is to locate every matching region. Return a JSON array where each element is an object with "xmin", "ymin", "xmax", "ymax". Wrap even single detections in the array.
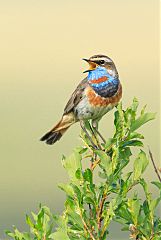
[{"xmin": 40, "ymin": 54, "xmax": 122, "ymax": 148}]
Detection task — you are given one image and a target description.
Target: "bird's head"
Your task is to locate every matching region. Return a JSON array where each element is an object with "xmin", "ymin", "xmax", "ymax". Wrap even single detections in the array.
[{"xmin": 83, "ymin": 54, "xmax": 118, "ymax": 78}]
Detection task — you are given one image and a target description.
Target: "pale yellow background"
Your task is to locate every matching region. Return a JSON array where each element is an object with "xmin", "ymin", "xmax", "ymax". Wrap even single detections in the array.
[{"xmin": 0, "ymin": 0, "xmax": 160, "ymax": 239}]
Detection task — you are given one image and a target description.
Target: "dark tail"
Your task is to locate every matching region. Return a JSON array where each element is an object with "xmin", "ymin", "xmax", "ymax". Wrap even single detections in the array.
[
  {"xmin": 40, "ymin": 113, "xmax": 75, "ymax": 145},
  {"xmin": 40, "ymin": 128, "xmax": 68, "ymax": 145}
]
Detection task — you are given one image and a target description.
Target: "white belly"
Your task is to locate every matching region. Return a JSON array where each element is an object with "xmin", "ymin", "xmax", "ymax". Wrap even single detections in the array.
[{"xmin": 74, "ymin": 96, "xmax": 114, "ymax": 120}]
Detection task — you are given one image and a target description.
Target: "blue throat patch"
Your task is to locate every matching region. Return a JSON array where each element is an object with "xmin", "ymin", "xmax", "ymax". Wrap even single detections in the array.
[
  {"xmin": 87, "ymin": 67, "xmax": 119, "ymax": 98},
  {"xmin": 87, "ymin": 67, "xmax": 108, "ymax": 81}
]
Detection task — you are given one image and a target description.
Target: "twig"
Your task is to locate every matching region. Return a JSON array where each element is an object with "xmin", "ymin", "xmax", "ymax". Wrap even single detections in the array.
[
  {"xmin": 127, "ymin": 181, "xmax": 139, "ymax": 193},
  {"xmin": 91, "ymin": 159, "xmax": 100, "ymax": 171},
  {"xmin": 148, "ymin": 148, "xmax": 161, "ymax": 182},
  {"xmin": 79, "ymin": 211, "xmax": 96, "ymax": 240},
  {"xmin": 97, "ymin": 190, "xmax": 107, "ymax": 230}
]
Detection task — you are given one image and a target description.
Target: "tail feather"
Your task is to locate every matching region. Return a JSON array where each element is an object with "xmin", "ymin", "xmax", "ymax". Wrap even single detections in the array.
[
  {"xmin": 40, "ymin": 127, "xmax": 68, "ymax": 145},
  {"xmin": 46, "ymin": 131, "xmax": 62, "ymax": 145},
  {"xmin": 40, "ymin": 113, "xmax": 75, "ymax": 145}
]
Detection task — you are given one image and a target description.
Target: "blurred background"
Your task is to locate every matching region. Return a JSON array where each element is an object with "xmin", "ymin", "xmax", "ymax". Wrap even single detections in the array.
[{"xmin": 0, "ymin": 0, "xmax": 160, "ymax": 239}]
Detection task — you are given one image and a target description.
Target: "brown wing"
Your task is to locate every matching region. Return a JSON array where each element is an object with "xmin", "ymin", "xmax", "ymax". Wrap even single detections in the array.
[{"xmin": 63, "ymin": 77, "xmax": 88, "ymax": 115}]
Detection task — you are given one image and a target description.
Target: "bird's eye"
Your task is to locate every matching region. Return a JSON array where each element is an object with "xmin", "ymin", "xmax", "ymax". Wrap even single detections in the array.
[{"xmin": 99, "ymin": 60, "xmax": 105, "ymax": 64}]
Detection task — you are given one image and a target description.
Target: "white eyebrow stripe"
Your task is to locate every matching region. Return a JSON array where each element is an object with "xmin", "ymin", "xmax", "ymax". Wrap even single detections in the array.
[{"xmin": 90, "ymin": 57, "xmax": 112, "ymax": 63}]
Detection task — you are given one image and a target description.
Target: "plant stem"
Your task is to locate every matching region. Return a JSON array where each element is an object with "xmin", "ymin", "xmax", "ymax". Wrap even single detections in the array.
[
  {"xmin": 91, "ymin": 159, "xmax": 100, "ymax": 171},
  {"xmin": 79, "ymin": 210, "xmax": 96, "ymax": 240},
  {"xmin": 97, "ymin": 190, "xmax": 108, "ymax": 230},
  {"xmin": 148, "ymin": 148, "xmax": 161, "ymax": 182}
]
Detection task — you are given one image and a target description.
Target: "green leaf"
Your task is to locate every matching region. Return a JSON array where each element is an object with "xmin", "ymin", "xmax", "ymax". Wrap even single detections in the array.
[
  {"xmin": 139, "ymin": 179, "xmax": 152, "ymax": 207},
  {"xmin": 131, "ymin": 112, "xmax": 156, "ymax": 131},
  {"xmin": 75, "ymin": 168, "xmax": 83, "ymax": 180},
  {"xmin": 114, "ymin": 102, "xmax": 126, "ymax": 139},
  {"xmin": 26, "ymin": 215, "xmax": 34, "ymax": 228},
  {"xmin": 120, "ymin": 147, "xmax": 132, "ymax": 160},
  {"xmin": 23, "ymin": 233, "xmax": 32, "ymax": 240},
  {"xmin": 58, "ymin": 183, "xmax": 74, "ymax": 197},
  {"xmin": 62, "ymin": 150, "xmax": 82, "ymax": 181},
  {"xmin": 131, "ymin": 97, "xmax": 139, "ymax": 112},
  {"xmin": 133, "ymin": 150, "xmax": 149, "ymax": 180},
  {"xmin": 11, "ymin": 227, "xmax": 24, "ymax": 240},
  {"xmin": 123, "ymin": 171, "xmax": 133, "ymax": 182},
  {"xmin": 75, "ymin": 146, "xmax": 87, "ymax": 154},
  {"xmin": 129, "ymin": 132, "xmax": 144, "ymax": 139},
  {"xmin": 153, "ymin": 237, "xmax": 161, "ymax": 240},
  {"xmin": 116, "ymin": 204, "xmax": 132, "ymax": 221},
  {"xmin": 31, "ymin": 211, "xmax": 38, "ymax": 222},
  {"xmin": 143, "ymin": 200, "xmax": 149, "ymax": 215},
  {"xmin": 67, "ymin": 209, "xmax": 83, "ymax": 228},
  {"xmin": 50, "ymin": 231, "xmax": 70, "ymax": 240},
  {"xmin": 151, "ymin": 181, "xmax": 161, "ymax": 189},
  {"xmin": 121, "ymin": 140, "xmax": 143, "ymax": 147},
  {"xmin": 96, "ymin": 150, "xmax": 112, "ymax": 176},
  {"xmin": 52, "ymin": 215, "xmax": 68, "ymax": 232},
  {"xmin": 150, "ymin": 197, "xmax": 161, "ymax": 212},
  {"xmin": 65, "ymin": 197, "xmax": 76, "ymax": 211},
  {"xmin": 5, "ymin": 231, "xmax": 16, "ymax": 238},
  {"xmin": 111, "ymin": 145, "xmax": 119, "ymax": 173},
  {"xmin": 83, "ymin": 196, "xmax": 95, "ymax": 205},
  {"xmin": 71, "ymin": 184, "xmax": 82, "ymax": 206},
  {"xmin": 98, "ymin": 171, "xmax": 107, "ymax": 179},
  {"xmin": 83, "ymin": 168, "xmax": 93, "ymax": 184},
  {"xmin": 127, "ymin": 198, "xmax": 140, "ymax": 225},
  {"xmin": 105, "ymin": 138, "xmax": 113, "ymax": 149},
  {"xmin": 124, "ymin": 97, "xmax": 139, "ymax": 126}
]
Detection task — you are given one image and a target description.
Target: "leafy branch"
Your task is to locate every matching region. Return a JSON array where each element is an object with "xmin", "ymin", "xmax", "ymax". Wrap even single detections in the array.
[
  {"xmin": 148, "ymin": 148, "xmax": 161, "ymax": 183},
  {"xmin": 6, "ymin": 98, "xmax": 161, "ymax": 240}
]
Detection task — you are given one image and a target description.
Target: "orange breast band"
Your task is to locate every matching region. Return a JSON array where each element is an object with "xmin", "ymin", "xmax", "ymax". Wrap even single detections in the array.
[
  {"xmin": 88, "ymin": 76, "xmax": 108, "ymax": 84},
  {"xmin": 86, "ymin": 84, "xmax": 122, "ymax": 107}
]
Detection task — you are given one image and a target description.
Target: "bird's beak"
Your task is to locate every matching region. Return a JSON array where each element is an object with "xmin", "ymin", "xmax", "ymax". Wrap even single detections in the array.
[{"xmin": 82, "ymin": 58, "xmax": 97, "ymax": 73}]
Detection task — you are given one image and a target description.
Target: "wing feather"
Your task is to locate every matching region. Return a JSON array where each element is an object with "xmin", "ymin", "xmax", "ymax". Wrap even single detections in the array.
[{"xmin": 63, "ymin": 77, "xmax": 88, "ymax": 115}]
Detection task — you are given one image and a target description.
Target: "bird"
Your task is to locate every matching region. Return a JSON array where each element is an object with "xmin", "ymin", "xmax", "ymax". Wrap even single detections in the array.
[{"xmin": 40, "ymin": 54, "xmax": 122, "ymax": 148}]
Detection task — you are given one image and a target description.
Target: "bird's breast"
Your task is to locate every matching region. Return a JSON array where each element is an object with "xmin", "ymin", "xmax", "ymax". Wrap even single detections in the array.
[
  {"xmin": 86, "ymin": 83, "xmax": 122, "ymax": 107},
  {"xmin": 74, "ymin": 76, "xmax": 122, "ymax": 121}
]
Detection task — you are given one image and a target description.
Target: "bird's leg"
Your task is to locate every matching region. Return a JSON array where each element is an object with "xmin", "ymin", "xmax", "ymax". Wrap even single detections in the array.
[
  {"xmin": 80, "ymin": 120, "xmax": 98, "ymax": 150},
  {"xmin": 88, "ymin": 122, "xmax": 102, "ymax": 149},
  {"xmin": 92, "ymin": 120, "xmax": 106, "ymax": 144}
]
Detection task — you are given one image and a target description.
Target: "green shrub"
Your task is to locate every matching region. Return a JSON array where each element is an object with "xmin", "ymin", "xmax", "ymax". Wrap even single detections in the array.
[{"xmin": 6, "ymin": 98, "xmax": 161, "ymax": 240}]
